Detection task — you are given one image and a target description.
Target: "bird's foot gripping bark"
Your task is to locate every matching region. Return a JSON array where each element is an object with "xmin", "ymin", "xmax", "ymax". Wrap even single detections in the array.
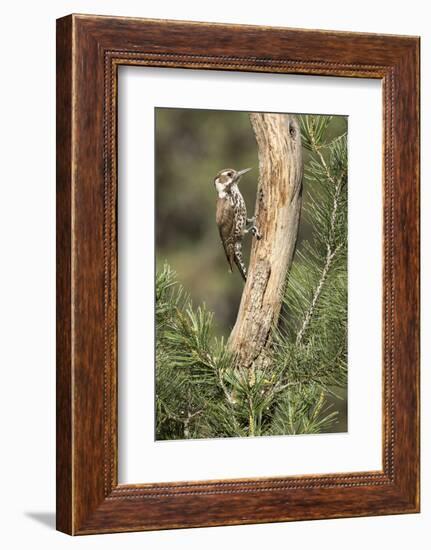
[
  {"xmin": 251, "ymin": 226, "xmax": 262, "ymax": 240},
  {"xmin": 245, "ymin": 216, "xmax": 262, "ymax": 240}
]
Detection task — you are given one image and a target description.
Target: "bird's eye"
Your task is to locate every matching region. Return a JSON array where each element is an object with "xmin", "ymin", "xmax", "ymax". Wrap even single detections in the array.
[{"xmin": 228, "ymin": 171, "xmax": 233, "ymax": 177}]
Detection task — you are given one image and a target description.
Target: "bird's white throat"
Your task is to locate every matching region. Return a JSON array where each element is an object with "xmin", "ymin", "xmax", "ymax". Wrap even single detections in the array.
[{"xmin": 215, "ymin": 178, "xmax": 227, "ymax": 198}]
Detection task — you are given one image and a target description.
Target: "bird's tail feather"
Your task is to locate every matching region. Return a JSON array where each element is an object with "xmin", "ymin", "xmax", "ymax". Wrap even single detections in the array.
[{"xmin": 234, "ymin": 243, "xmax": 247, "ymax": 282}]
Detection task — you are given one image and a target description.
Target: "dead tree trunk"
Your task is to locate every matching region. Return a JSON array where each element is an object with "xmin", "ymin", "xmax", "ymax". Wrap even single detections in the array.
[{"xmin": 228, "ymin": 113, "xmax": 303, "ymax": 369}]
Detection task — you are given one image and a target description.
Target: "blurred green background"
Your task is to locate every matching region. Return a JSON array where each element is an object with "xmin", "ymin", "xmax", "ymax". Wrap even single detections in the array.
[
  {"xmin": 155, "ymin": 108, "xmax": 348, "ymax": 431},
  {"xmin": 156, "ymin": 108, "xmax": 256, "ymax": 335}
]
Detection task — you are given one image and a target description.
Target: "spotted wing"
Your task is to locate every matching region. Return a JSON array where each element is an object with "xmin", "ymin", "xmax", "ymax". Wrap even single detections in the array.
[{"xmin": 216, "ymin": 197, "xmax": 235, "ymax": 272}]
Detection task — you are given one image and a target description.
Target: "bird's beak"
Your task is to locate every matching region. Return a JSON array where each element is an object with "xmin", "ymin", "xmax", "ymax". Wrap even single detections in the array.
[{"xmin": 235, "ymin": 167, "xmax": 252, "ymax": 181}]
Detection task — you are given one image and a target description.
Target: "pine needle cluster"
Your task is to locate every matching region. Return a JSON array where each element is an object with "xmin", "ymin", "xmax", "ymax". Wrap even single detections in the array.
[{"xmin": 155, "ymin": 115, "xmax": 348, "ymax": 440}]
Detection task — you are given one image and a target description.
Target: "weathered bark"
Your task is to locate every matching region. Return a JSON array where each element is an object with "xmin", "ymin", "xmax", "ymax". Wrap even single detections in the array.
[{"xmin": 228, "ymin": 113, "xmax": 303, "ymax": 369}]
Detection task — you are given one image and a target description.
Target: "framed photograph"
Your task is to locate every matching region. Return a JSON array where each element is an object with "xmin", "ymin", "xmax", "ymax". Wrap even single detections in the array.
[{"xmin": 56, "ymin": 14, "xmax": 420, "ymax": 535}]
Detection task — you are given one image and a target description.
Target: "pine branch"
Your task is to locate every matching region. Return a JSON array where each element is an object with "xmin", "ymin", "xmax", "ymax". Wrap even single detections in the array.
[{"xmin": 294, "ymin": 122, "xmax": 347, "ymax": 346}]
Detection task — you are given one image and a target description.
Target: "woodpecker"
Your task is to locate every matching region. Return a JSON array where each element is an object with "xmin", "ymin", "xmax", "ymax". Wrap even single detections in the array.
[{"xmin": 213, "ymin": 167, "xmax": 261, "ymax": 281}]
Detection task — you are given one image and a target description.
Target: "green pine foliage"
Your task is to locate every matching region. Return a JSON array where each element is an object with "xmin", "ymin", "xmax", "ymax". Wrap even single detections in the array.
[{"xmin": 155, "ymin": 114, "xmax": 348, "ymax": 440}]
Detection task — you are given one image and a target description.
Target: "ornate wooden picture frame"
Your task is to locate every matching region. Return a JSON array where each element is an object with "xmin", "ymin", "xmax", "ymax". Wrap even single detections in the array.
[{"xmin": 56, "ymin": 14, "xmax": 420, "ymax": 535}]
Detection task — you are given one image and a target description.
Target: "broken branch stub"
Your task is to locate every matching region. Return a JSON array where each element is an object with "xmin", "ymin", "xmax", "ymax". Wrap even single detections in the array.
[{"xmin": 228, "ymin": 113, "xmax": 303, "ymax": 369}]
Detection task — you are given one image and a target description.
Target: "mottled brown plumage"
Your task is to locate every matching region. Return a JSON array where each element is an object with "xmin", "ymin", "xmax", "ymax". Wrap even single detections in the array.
[{"xmin": 213, "ymin": 168, "xmax": 261, "ymax": 281}]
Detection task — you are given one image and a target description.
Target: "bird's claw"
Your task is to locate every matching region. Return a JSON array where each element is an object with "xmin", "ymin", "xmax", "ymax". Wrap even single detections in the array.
[{"xmin": 251, "ymin": 226, "xmax": 262, "ymax": 240}]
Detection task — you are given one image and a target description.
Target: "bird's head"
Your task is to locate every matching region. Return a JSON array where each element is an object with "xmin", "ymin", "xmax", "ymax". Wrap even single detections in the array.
[{"xmin": 214, "ymin": 167, "xmax": 252, "ymax": 198}]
